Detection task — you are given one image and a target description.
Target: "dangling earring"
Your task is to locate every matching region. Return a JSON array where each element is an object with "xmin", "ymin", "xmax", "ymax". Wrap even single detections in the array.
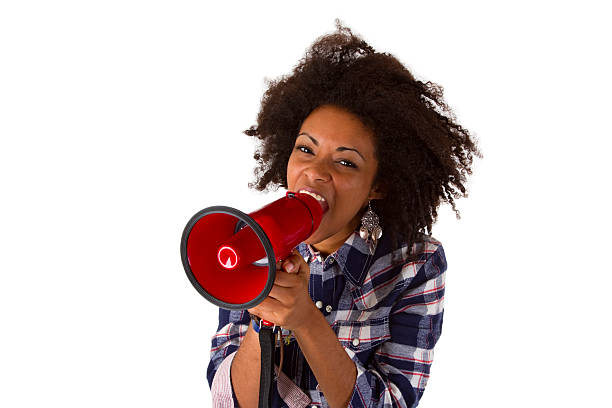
[{"xmin": 359, "ymin": 201, "xmax": 382, "ymax": 255}]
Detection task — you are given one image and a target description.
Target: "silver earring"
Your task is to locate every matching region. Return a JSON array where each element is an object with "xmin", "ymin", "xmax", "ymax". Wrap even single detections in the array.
[{"xmin": 359, "ymin": 201, "xmax": 382, "ymax": 255}]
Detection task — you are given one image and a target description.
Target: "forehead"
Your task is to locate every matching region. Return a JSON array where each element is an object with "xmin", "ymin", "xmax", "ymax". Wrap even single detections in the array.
[{"xmin": 298, "ymin": 105, "xmax": 376, "ymax": 157}]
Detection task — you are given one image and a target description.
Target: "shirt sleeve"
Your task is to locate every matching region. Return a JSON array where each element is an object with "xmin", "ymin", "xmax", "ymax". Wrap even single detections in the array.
[
  {"xmin": 207, "ymin": 309, "xmax": 312, "ymax": 408},
  {"xmin": 346, "ymin": 245, "xmax": 447, "ymax": 408},
  {"xmin": 210, "ymin": 350, "xmax": 238, "ymax": 407},
  {"xmin": 206, "ymin": 309, "xmax": 250, "ymax": 407}
]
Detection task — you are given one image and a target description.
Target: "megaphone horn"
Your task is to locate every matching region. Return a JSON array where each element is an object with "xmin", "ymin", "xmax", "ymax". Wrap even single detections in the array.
[{"xmin": 180, "ymin": 191, "xmax": 325, "ymax": 310}]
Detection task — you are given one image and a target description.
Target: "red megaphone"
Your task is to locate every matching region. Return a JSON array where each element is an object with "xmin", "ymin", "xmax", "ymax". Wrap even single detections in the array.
[{"xmin": 180, "ymin": 191, "xmax": 326, "ymax": 310}]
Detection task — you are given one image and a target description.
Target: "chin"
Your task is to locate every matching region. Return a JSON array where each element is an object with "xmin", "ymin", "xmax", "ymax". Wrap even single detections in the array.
[
  {"xmin": 304, "ymin": 234, "xmax": 321, "ymax": 246},
  {"xmin": 304, "ymin": 229, "xmax": 328, "ymax": 246},
  {"xmin": 306, "ymin": 219, "xmax": 330, "ymax": 245}
]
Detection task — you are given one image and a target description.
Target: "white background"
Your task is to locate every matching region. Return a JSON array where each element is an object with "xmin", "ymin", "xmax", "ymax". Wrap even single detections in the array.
[{"xmin": 1, "ymin": 1, "xmax": 610, "ymax": 407}]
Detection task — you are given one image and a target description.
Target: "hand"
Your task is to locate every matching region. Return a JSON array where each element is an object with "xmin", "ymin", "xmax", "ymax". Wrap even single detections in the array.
[{"xmin": 247, "ymin": 249, "xmax": 317, "ymax": 332}]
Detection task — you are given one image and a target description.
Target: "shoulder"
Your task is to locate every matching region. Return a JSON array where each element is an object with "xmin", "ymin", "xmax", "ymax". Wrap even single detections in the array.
[
  {"xmin": 373, "ymin": 232, "xmax": 445, "ymax": 274},
  {"xmin": 404, "ymin": 232, "xmax": 443, "ymax": 260},
  {"xmin": 406, "ymin": 234, "xmax": 446, "ymax": 276},
  {"xmin": 341, "ymin": 231, "xmax": 446, "ymax": 285},
  {"xmin": 393, "ymin": 233, "xmax": 447, "ymax": 287},
  {"xmin": 347, "ymin": 233, "xmax": 446, "ymax": 310}
]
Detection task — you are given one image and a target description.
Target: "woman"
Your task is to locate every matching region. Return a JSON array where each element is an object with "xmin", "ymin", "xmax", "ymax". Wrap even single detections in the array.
[{"xmin": 207, "ymin": 22, "xmax": 481, "ymax": 408}]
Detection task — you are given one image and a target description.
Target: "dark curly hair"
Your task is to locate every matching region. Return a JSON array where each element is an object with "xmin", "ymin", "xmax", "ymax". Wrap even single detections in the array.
[{"xmin": 245, "ymin": 20, "xmax": 482, "ymax": 255}]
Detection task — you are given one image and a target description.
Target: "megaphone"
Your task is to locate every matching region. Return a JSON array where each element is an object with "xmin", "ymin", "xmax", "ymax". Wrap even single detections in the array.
[{"xmin": 180, "ymin": 191, "xmax": 326, "ymax": 310}]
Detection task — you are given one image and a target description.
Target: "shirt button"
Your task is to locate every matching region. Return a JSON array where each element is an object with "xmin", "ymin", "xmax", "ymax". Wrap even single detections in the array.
[
  {"xmin": 325, "ymin": 305, "xmax": 332, "ymax": 313},
  {"xmin": 315, "ymin": 300, "xmax": 323, "ymax": 309},
  {"xmin": 352, "ymin": 338, "xmax": 360, "ymax": 347},
  {"xmin": 328, "ymin": 257, "xmax": 334, "ymax": 263}
]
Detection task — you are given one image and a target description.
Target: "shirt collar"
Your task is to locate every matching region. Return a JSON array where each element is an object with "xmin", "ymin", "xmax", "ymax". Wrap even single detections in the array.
[{"xmin": 297, "ymin": 230, "xmax": 392, "ymax": 287}]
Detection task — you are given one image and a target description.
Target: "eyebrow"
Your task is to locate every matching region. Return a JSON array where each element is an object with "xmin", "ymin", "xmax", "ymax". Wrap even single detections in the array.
[{"xmin": 297, "ymin": 132, "xmax": 366, "ymax": 161}]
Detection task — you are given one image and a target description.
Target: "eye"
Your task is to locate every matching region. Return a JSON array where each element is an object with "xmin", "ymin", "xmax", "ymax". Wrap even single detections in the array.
[
  {"xmin": 338, "ymin": 159, "xmax": 357, "ymax": 169},
  {"xmin": 296, "ymin": 145, "xmax": 313, "ymax": 154}
]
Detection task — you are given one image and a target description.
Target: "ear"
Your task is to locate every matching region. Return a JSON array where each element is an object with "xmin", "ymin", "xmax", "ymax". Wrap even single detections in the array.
[{"xmin": 368, "ymin": 182, "xmax": 386, "ymax": 200}]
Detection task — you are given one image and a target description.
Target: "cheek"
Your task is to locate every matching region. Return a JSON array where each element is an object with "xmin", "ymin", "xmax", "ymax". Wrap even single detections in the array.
[
  {"xmin": 333, "ymin": 181, "xmax": 362, "ymax": 208},
  {"xmin": 335, "ymin": 180, "xmax": 369, "ymax": 210},
  {"xmin": 286, "ymin": 156, "xmax": 298, "ymax": 185}
]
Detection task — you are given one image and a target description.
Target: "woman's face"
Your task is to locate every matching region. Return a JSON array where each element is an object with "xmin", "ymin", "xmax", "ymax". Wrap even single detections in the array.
[{"xmin": 287, "ymin": 104, "xmax": 383, "ymax": 251}]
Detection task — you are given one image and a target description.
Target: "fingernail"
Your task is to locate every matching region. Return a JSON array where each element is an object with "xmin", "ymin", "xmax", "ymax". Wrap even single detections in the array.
[{"xmin": 286, "ymin": 262, "xmax": 295, "ymax": 272}]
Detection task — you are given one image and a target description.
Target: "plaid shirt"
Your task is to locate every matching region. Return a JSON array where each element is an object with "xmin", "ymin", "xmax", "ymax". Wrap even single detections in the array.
[{"xmin": 207, "ymin": 231, "xmax": 447, "ymax": 408}]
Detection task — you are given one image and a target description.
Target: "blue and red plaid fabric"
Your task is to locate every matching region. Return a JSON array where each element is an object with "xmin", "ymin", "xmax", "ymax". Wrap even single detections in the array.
[{"xmin": 207, "ymin": 230, "xmax": 447, "ymax": 408}]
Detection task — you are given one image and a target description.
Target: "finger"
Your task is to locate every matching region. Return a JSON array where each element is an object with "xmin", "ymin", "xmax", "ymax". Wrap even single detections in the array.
[
  {"xmin": 273, "ymin": 269, "xmax": 300, "ymax": 288},
  {"xmin": 248, "ymin": 296, "xmax": 283, "ymax": 320},
  {"xmin": 267, "ymin": 284, "xmax": 295, "ymax": 304},
  {"xmin": 282, "ymin": 250, "xmax": 307, "ymax": 274},
  {"xmin": 281, "ymin": 257, "xmax": 298, "ymax": 274},
  {"xmin": 290, "ymin": 249, "xmax": 311, "ymax": 279}
]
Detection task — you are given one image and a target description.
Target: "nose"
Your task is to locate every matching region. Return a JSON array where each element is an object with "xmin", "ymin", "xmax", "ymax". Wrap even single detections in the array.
[{"xmin": 303, "ymin": 160, "xmax": 332, "ymax": 183}]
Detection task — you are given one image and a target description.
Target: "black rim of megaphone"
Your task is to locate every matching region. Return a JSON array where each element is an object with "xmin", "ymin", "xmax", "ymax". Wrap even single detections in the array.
[{"xmin": 180, "ymin": 206, "xmax": 276, "ymax": 311}]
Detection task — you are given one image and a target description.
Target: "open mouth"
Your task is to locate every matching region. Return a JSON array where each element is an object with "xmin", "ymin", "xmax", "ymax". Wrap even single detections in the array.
[{"xmin": 298, "ymin": 189, "xmax": 329, "ymax": 214}]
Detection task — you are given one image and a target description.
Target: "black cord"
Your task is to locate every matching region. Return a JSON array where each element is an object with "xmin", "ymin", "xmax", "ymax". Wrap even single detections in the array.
[{"xmin": 258, "ymin": 326, "xmax": 276, "ymax": 408}]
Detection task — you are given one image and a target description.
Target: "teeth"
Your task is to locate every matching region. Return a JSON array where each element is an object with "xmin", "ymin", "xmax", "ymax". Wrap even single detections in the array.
[{"xmin": 299, "ymin": 190, "xmax": 326, "ymax": 202}]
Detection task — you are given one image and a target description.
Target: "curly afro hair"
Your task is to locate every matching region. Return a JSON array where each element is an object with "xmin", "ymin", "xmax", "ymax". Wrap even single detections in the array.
[{"xmin": 245, "ymin": 20, "xmax": 482, "ymax": 254}]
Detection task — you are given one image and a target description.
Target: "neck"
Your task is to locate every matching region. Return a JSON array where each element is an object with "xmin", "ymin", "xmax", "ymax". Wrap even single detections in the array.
[{"xmin": 311, "ymin": 218, "xmax": 359, "ymax": 258}]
